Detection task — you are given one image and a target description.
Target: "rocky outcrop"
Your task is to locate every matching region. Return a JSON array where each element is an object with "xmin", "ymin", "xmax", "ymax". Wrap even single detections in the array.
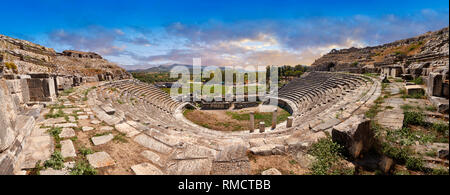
[{"xmin": 311, "ymin": 27, "xmax": 449, "ymax": 73}]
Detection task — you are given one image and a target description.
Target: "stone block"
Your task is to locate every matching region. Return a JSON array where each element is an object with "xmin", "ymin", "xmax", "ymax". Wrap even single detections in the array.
[
  {"xmin": 261, "ymin": 168, "xmax": 282, "ymax": 175},
  {"xmin": 86, "ymin": 152, "xmax": 115, "ymax": 168},
  {"xmin": 91, "ymin": 134, "xmax": 113, "ymax": 146},
  {"xmin": 131, "ymin": 163, "xmax": 163, "ymax": 175},
  {"xmin": 60, "ymin": 140, "xmax": 76, "ymax": 158},
  {"xmin": 405, "ymin": 85, "xmax": 424, "ymax": 95},
  {"xmin": 332, "ymin": 114, "xmax": 374, "ymax": 159}
]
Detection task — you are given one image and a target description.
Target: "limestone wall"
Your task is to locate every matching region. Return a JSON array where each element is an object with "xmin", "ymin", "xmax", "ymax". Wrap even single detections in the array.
[{"xmin": 0, "ymin": 79, "xmax": 36, "ymax": 175}]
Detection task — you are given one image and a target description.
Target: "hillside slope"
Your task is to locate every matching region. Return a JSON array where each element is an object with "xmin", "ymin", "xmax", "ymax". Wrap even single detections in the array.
[{"xmin": 311, "ymin": 27, "xmax": 449, "ymax": 72}]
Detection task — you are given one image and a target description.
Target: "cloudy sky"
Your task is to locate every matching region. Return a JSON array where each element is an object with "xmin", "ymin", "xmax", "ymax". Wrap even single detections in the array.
[{"xmin": 1, "ymin": 0, "xmax": 448, "ymax": 68}]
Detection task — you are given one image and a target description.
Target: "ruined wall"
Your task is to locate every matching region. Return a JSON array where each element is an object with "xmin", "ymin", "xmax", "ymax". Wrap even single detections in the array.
[
  {"xmin": 1, "ymin": 34, "xmax": 131, "ymax": 80},
  {"xmin": 0, "ymin": 78, "xmax": 37, "ymax": 175}
]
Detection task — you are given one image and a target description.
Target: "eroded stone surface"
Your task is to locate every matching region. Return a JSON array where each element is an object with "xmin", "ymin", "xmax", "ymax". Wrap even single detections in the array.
[
  {"xmin": 134, "ymin": 134, "xmax": 172, "ymax": 154},
  {"xmin": 166, "ymin": 159, "xmax": 212, "ymax": 175},
  {"xmin": 99, "ymin": 126, "xmax": 114, "ymax": 131},
  {"xmin": 91, "ymin": 134, "xmax": 114, "ymax": 146},
  {"xmin": 261, "ymin": 168, "xmax": 282, "ymax": 175},
  {"xmin": 60, "ymin": 140, "xmax": 76, "ymax": 158},
  {"xmin": 115, "ymin": 122, "xmax": 140, "ymax": 137},
  {"xmin": 82, "ymin": 126, "xmax": 94, "ymax": 132},
  {"xmin": 87, "ymin": 152, "xmax": 115, "ymax": 168},
  {"xmin": 59, "ymin": 128, "xmax": 75, "ymax": 138},
  {"xmin": 141, "ymin": 150, "xmax": 164, "ymax": 167},
  {"xmin": 131, "ymin": 163, "xmax": 163, "ymax": 175}
]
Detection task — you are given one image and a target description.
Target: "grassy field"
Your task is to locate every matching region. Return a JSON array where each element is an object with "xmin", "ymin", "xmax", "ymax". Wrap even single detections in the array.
[{"xmin": 183, "ymin": 107, "xmax": 291, "ymax": 131}]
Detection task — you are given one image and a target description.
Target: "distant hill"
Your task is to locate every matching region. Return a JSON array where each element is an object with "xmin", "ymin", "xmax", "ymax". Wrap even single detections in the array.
[{"xmin": 126, "ymin": 64, "xmax": 229, "ymax": 73}]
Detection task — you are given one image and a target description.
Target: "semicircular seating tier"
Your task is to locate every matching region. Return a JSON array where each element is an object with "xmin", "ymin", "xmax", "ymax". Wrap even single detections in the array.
[{"xmin": 85, "ymin": 71, "xmax": 380, "ymax": 159}]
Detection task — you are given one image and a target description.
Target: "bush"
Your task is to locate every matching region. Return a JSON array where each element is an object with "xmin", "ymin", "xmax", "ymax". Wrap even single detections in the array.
[
  {"xmin": 308, "ymin": 138, "xmax": 352, "ymax": 175},
  {"xmin": 4, "ymin": 62, "xmax": 17, "ymax": 70},
  {"xmin": 432, "ymin": 123, "xmax": 449, "ymax": 137},
  {"xmin": 403, "ymin": 111, "xmax": 425, "ymax": 127},
  {"xmin": 44, "ymin": 151, "xmax": 65, "ymax": 170},
  {"xmin": 430, "ymin": 168, "xmax": 449, "ymax": 175},
  {"xmin": 79, "ymin": 147, "xmax": 94, "ymax": 156},
  {"xmin": 405, "ymin": 157, "xmax": 424, "ymax": 171},
  {"xmin": 70, "ymin": 161, "xmax": 97, "ymax": 175},
  {"xmin": 412, "ymin": 77, "xmax": 424, "ymax": 85},
  {"xmin": 381, "ymin": 143, "xmax": 409, "ymax": 164},
  {"xmin": 425, "ymin": 105, "xmax": 437, "ymax": 112}
]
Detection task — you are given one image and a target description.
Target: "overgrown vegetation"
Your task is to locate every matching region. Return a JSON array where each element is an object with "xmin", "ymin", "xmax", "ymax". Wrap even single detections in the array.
[
  {"xmin": 113, "ymin": 133, "xmax": 128, "ymax": 143},
  {"xmin": 70, "ymin": 161, "xmax": 97, "ymax": 175},
  {"xmin": 411, "ymin": 77, "xmax": 424, "ymax": 85},
  {"xmin": 308, "ymin": 138, "xmax": 354, "ymax": 175},
  {"xmin": 43, "ymin": 151, "xmax": 65, "ymax": 170},
  {"xmin": 4, "ymin": 62, "xmax": 18, "ymax": 73},
  {"xmin": 365, "ymin": 97, "xmax": 384, "ymax": 119},
  {"xmin": 61, "ymin": 88, "xmax": 75, "ymax": 96}
]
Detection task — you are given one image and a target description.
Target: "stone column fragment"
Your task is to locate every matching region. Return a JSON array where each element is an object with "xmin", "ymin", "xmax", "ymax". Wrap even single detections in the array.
[
  {"xmin": 249, "ymin": 111, "xmax": 255, "ymax": 133},
  {"xmin": 259, "ymin": 122, "xmax": 265, "ymax": 133}
]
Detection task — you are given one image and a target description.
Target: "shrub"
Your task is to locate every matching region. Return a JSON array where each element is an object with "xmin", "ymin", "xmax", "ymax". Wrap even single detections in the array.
[
  {"xmin": 44, "ymin": 151, "xmax": 65, "ymax": 170},
  {"xmin": 405, "ymin": 157, "xmax": 424, "ymax": 171},
  {"xmin": 4, "ymin": 62, "xmax": 17, "ymax": 70},
  {"xmin": 381, "ymin": 143, "xmax": 409, "ymax": 164},
  {"xmin": 412, "ymin": 77, "xmax": 424, "ymax": 85},
  {"xmin": 403, "ymin": 111, "xmax": 425, "ymax": 126},
  {"xmin": 425, "ymin": 105, "xmax": 437, "ymax": 112},
  {"xmin": 308, "ymin": 138, "xmax": 352, "ymax": 175},
  {"xmin": 394, "ymin": 170, "xmax": 410, "ymax": 175},
  {"xmin": 79, "ymin": 147, "xmax": 94, "ymax": 156},
  {"xmin": 432, "ymin": 123, "xmax": 449, "ymax": 136},
  {"xmin": 430, "ymin": 168, "xmax": 449, "ymax": 175},
  {"xmin": 70, "ymin": 161, "xmax": 97, "ymax": 175}
]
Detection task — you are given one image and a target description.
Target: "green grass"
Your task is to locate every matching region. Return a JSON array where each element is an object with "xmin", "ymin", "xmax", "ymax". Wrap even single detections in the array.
[
  {"xmin": 365, "ymin": 97, "xmax": 384, "ymax": 119},
  {"xmin": 363, "ymin": 73, "xmax": 379, "ymax": 78},
  {"xmin": 405, "ymin": 157, "xmax": 425, "ymax": 171},
  {"xmin": 430, "ymin": 168, "xmax": 449, "ymax": 175},
  {"xmin": 45, "ymin": 109, "xmax": 65, "ymax": 119},
  {"xmin": 113, "ymin": 133, "xmax": 128, "ymax": 143},
  {"xmin": 385, "ymin": 127, "xmax": 435, "ymax": 146},
  {"xmin": 425, "ymin": 105, "xmax": 437, "ymax": 112},
  {"xmin": 226, "ymin": 109, "xmax": 291, "ymax": 128},
  {"xmin": 61, "ymin": 88, "xmax": 75, "ymax": 96},
  {"xmin": 94, "ymin": 132, "xmax": 110, "ymax": 137},
  {"xmin": 411, "ymin": 77, "xmax": 424, "ymax": 85},
  {"xmin": 431, "ymin": 122, "xmax": 449, "ymax": 138},
  {"xmin": 78, "ymin": 147, "xmax": 94, "ymax": 156},
  {"xmin": 400, "ymin": 104, "xmax": 414, "ymax": 111},
  {"xmin": 401, "ymin": 90, "xmax": 426, "ymax": 99}
]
